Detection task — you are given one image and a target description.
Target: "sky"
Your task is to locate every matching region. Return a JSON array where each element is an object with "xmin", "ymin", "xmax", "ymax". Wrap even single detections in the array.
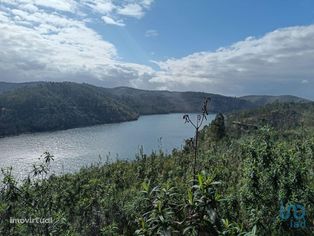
[{"xmin": 0, "ymin": 0, "xmax": 314, "ymax": 99}]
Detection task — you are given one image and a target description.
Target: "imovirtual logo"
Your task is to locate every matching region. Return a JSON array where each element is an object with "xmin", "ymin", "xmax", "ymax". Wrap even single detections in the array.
[{"xmin": 280, "ymin": 201, "xmax": 306, "ymax": 228}]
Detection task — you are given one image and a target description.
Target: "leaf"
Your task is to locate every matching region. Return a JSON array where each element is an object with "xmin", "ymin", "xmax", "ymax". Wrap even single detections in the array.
[
  {"xmin": 183, "ymin": 226, "xmax": 194, "ymax": 235},
  {"xmin": 188, "ymin": 189, "xmax": 193, "ymax": 204},
  {"xmin": 197, "ymin": 174, "xmax": 203, "ymax": 188}
]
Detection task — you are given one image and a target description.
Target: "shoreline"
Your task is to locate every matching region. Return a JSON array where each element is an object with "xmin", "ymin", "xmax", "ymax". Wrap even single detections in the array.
[{"xmin": 0, "ymin": 111, "xmax": 206, "ymax": 139}]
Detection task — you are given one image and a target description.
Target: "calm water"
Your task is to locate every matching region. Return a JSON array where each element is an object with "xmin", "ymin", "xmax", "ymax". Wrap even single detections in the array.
[{"xmin": 0, "ymin": 113, "xmax": 215, "ymax": 180}]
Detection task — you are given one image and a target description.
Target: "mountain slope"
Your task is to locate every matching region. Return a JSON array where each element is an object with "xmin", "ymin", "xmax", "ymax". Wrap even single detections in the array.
[
  {"xmin": 0, "ymin": 81, "xmax": 309, "ymax": 137},
  {"xmin": 240, "ymin": 95, "xmax": 309, "ymax": 106},
  {"xmin": 0, "ymin": 82, "xmax": 138, "ymax": 137},
  {"xmin": 0, "ymin": 81, "xmax": 43, "ymax": 94},
  {"xmin": 105, "ymin": 86, "xmax": 255, "ymax": 114}
]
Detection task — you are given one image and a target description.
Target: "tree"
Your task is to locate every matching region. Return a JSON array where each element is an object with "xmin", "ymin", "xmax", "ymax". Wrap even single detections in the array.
[{"xmin": 210, "ymin": 113, "xmax": 226, "ymax": 141}]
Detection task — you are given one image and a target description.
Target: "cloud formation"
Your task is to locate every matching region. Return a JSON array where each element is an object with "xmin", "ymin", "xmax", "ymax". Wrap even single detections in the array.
[
  {"xmin": 101, "ymin": 15, "xmax": 125, "ymax": 26},
  {"xmin": 145, "ymin": 29, "xmax": 158, "ymax": 37},
  {"xmin": 150, "ymin": 25, "xmax": 314, "ymax": 98},
  {"xmin": 0, "ymin": 0, "xmax": 155, "ymax": 87},
  {"xmin": 83, "ymin": 0, "xmax": 154, "ymax": 26}
]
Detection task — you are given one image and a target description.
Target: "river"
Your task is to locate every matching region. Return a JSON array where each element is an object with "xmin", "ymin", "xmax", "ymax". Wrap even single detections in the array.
[{"xmin": 0, "ymin": 113, "xmax": 215, "ymax": 180}]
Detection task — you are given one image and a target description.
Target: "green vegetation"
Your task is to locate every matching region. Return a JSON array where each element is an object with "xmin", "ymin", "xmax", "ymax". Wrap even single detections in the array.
[
  {"xmin": 0, "ymin": 81, "xmax": 308, "ymax": 137},
  {"xmin": 0, "ymin": 82, "xmax": 138, "ymax": 137},
  {"xmin": 240, "ymin": 95, "xmax": 309, "ymax": 106},
  {"xmin": 0, "ymin": 82, "xmax": 47, "ymax": 94},
  {"xmin": 227, "ymin": 102, "xmax": 314, "ymax": 131},
  {"xmin": 0, "ymin": 102, "xmax": 313, "ymax": 235},
  {"xmin": 105, "ymin": 87, "xmax": 254, "ymax": 114}
]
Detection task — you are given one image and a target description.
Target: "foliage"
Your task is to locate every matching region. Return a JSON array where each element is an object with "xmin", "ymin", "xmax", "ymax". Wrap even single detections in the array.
[
  {"xmin": 0, "ymin": 82, "xmax": 138, "ymax": 137},
  {"xmin": 0, "ymin": 102, "xmax": 313, "ymax": 235},
  {"xmin": 210, "ymin": 113, "xmax": 226, "ymax": 141}
]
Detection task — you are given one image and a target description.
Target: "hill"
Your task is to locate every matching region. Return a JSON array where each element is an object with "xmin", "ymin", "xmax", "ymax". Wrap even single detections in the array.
[
  {"xmin": 0, "ymin": 82, "xmax": 253, "ymax": 137},
  {"xmin": 240, "ymin": 95, "xmax": 309, "ymax": 106},
  {"xmin": 0, "ymin": 82, "xmax": 138, "ymax": 137},
  {"xmin": 105, "ymin": 86, "xmax": 255, "ymax": 114},
  {"xmin": 226, "ymin": 102, "xmax": 314, "ymax": 131},
  {"xmin": 0, "ymin": 81, "xmax": 43, "ymax": 94},
  {"xmin": 0, "ymin": 81, "xmax": 309, "ymax": 137}
]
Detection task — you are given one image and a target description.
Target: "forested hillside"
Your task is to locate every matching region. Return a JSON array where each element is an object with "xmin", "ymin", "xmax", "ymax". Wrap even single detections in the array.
[
  {"xmin": 240, "ymin": 95, "xmax": 309, "ymax": 106},
  {"xmin": 0, "ymin": 102, "xmax": 313, "ymax": 235},
  {"xmin": 105, "ymin": 87, "xmax": 254, "ymax": 114},
  {"xmin": 0, "ymin": 83, "xmax": 138, "ymax": 137},
  {"xmin": 0, "ymin": 81, "xmax": 43, "ymax": 94},
  {"xmin": 0, "ymin": 82, "xmax": 309, "ymax": 137},
  {"xmin": 227, "ymin": 102, "xmax": 314, "ymax": 130}
]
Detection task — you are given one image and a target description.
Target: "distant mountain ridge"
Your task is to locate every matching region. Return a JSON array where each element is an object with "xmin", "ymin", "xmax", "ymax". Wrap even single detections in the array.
[
  {"xmin": 240, "ymin": 95, "xmax": 310, "ymax": 106},
  {"xmin": 0, "ymin": 81, "xmax": 310, "ymax": 137},
  {"xmin": 0, "ymin": 81, "xmax": 40, "ymax": 94},
  {"xmin": 104, "ymin": 86, "xmax": 255, "ymax": 114}
]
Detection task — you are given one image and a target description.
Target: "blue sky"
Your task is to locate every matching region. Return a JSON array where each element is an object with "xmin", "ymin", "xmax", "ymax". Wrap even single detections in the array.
[
  {"xmin": 0, "ymin": 0, "xmax": 314, "ymax": 98},
  {"xmin": 104, "ymin": 0, "xmax": 314, "ymax": 64}
]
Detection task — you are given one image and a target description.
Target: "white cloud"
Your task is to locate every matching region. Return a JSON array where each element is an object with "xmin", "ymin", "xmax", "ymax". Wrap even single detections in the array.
[
  {"xmin": 32, "ymin": 0, "xmax": 78, "ymax": 12},
  {"xmin": 141, "ymin": 0, "xmax": 154, "ymax": 8},
  {"xmin": 19, "ymin": 4, "xmax": 38, "ymax": 12},
  {"xmin": 149, "ymin": 25, "xmax": 314, "ymax": 98},
  {"xmin": 145, "ymin": 29, "xmax": 158, "ymax": 37},
  {"xmin": 117, "ymin": 0, "xmax": 154, "ymax": 18},
  {"xmin": 101, "ymin": 15, "xmax": 124, "ymax": 26},
  {"xmin": 0, "ymin": 1, "xmax": 154, "ymax": 86},
  {"xmin": 1, "ymin": 0, "xmax": 78, "ymax": 12},
  {"xmin": 2, "ymin": 0, "xmax": 154, "ymax": 26},
  {"xmin": 117, "ymin": 3, "xmax": 144, "ymax": 18},
  {"xmin": 82, "ymin": 0, "xmax": 115, "ymax": 14},
  {"xmin": 82, "ymin": 0, "xmax": 154, "ymax": 26}
]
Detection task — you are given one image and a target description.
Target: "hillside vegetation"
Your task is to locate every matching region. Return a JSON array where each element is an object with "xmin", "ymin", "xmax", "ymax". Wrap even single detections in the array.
[
  {"xmin": 105, "ymin": 87, "xmax": 254, "ymax": 114},
  {"xmin": 0, "ymin": 83, "xmax": 138, "ymax": 137},
  {"xmin": 0, "ymin": 102, "xmax": 313, "ymax": 235},
  {"xmin": 240, "ymin": 95, "xmax": 309, "ymax": 106},
  {"xmin": 0, "ymin": 82, "xmax": 309, "ymax": 137}
]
